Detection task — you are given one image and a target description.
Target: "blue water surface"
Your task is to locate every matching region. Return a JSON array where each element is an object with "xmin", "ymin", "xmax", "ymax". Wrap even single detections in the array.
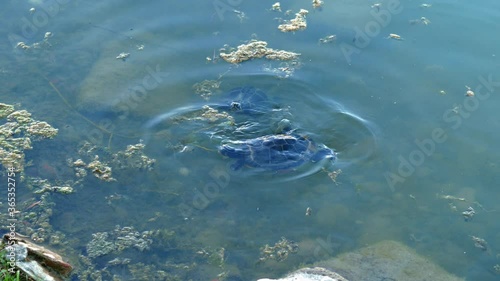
[{"xmin": 0, "ymin": 0, "xmax": 499, "ymax": 280}]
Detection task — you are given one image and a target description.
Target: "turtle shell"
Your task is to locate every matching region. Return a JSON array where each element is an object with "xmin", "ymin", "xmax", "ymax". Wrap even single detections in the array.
[{"xmin": 219, "ymin": 134, "xmax": 335, "ymax": 171}]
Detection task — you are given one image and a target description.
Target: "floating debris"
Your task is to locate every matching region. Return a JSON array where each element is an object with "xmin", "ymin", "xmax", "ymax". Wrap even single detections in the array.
[
  {"xmin": 305, "ymin": 207, "xmax": 312, "ymax": 216},
  {"xmin": 15, "ymin": 42, "xmax": 31, "ymax": 50},
  {"xmin": 327, "ymin": 169, "xmax": 342, "ymax": 183},
  {"xmin": 233, "ymin": 9, "xmax": 247, "ymax": 22},
  {"xmin": 387, "ymin": 33, "xmax": 403, "ymax": 40},
  {"xmin": 465, "ymin": 85, "xmax": 475, "ymax": 97},
  {"xmin": 116, "ymin": 52, "xmax": 130, "ymax": 61},
  {"xmin": 15, "ymin": 31, "xmax": 53, "ymax": 52},
  {"xmin": 312, "ymin": 0, "xmax": 324, "ymax": 9},
  {"xmin": 420, "ymin": 17, "xmax": 431, "ymax": 25},
  {"xmin": 219, "ymin": 40, "xmax": 300, "ymax": 64},
  {"xmin": 29, "ymin": 7, "xmax": 36, "ymax": 14},
  {"xmin": 420, "ymin": 3, "xmax": 432, "ymax": 8},
  {"xmin": 0, "ymin": 103, "xmax": 58, "ymax": 176},
  {"xmin": 462, "ymin": 206, "xmax": 475, "ymax": 221},
  {"xmin": 470, "ymin": 235, "xmax": 487, "ymax": 251},
  {"xmin": 259, "ymin": 237, "xmax": 298, "ymax": 262},
  {"xmin": 278, "ymin": 9, "xmax": 309, "ymax": 32},
  {"xmin": 439, "ymin": 90, "xmax": 447, "ymax": 95},
  {"xmin": 448, "ymin": 203, "xmax": 458, "ymax": 212},
  {"xmin": 205, "ymin": 49, "xmax": 218, "ymax": 63},
  {"xmin": 411, "ymin": 17, "xmax": 431, "ymax": 25},
  {"xmin": 437, "ymin": 194, "xmax": 466, "ymax": 201},
  {"xmin": 136, "ymin": 44, "xmax": 144, "ymax": 50},
  {"xmin": 44, "ymin": 32, "xmax": 53, "ymax": 40},
  {"xmin": 262, "ymin": 59, "xmax": 302, "ymax": 79},
  {"xmin": 319, "ymin": 35, "xmax": 337, "ymax": 44},
  {"xmin": 193, "ymin": 79, "xmax": 222, "ymax": 100},
  {"xmin": 371, "ymin": 3, "xmax": 382, "ymax": 11},
  {"xmin": 271, "ymin": 2, "xmax": 281, "ymax": 12}
]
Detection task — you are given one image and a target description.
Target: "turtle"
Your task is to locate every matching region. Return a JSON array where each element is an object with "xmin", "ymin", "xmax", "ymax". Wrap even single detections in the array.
[
  {"xmin": 219, "ymin": 134, "xmax": 336, "ymax": 171},
  {"xmin": 216, "ymin": 86, "xmax": 273, "ymax": 115}
]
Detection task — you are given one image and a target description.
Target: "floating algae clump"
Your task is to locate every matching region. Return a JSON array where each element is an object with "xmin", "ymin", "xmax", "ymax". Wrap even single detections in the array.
[
  {"xmin": 278, "ymin": 9, "xmax": 309, "ymax": 32},
  {"xmin": 111, "ymin": 142, "xmax": 156, "ymax": 171},
  {"xmin": 0, "ymin": 103, "xmax": 58, "ymax": 174},
  {"xmin": 86, "ymin": 155, "xmax": 115, "ymax": 182},
  {"xmin": 220, "ymin": 40, "xmax": 300, "ymax": 64}
]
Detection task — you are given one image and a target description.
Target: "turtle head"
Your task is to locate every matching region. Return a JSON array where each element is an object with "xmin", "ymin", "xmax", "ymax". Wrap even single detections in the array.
[
  {"xmin": 230, "ymin": 101, "xmax": 242, "ymax": 111},
  {"xmin": 311, "ymin": 146, "xmax": 336, "ymax": 163}
]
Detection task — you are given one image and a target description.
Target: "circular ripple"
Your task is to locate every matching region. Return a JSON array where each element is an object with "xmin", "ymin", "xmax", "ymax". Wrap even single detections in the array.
[{"xmin": 143, "ymin": 75, "xmax": 379, "ymax": 181}]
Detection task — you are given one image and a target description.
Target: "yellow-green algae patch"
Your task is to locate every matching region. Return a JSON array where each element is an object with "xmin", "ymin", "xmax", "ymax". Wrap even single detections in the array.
[
  {"xmin": 220, "ymin": 40, "xmax": 300, "ymax": 64},
  {"xmin": 0, "ymin": 103, "xmax": 58, "ymax": 175}
]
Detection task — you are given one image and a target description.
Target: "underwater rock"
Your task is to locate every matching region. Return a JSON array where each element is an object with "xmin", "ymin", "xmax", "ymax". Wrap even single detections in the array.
[
  {"xmin": 77, "ymin": 39, "xmax": 147, "ymax": 112},
  {"xmin": 260, "ymin": 241, "xmax": 464, "ymax": 280},
  {"xmin": 315, "ymin": 240, "xmax": 464, "ymax": 281},
  {"xmin": 2, "ymin": 234, "xmax": 73, "ymax": 281}
]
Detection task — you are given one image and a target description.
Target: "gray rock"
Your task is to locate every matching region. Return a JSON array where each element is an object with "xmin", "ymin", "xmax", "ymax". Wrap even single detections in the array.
[
  {"xmin": 258, "ymin": 240, "xmax": 464, "ymax": 281},
  {"xmin": 316, "ymin": 240, "xmax": 464, "ymax": 281}
]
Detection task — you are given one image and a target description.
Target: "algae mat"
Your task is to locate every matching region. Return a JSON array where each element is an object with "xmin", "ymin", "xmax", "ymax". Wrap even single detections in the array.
[{"xmin": 316, "ymin": 240, "xmax": 464, "ymax": 281}]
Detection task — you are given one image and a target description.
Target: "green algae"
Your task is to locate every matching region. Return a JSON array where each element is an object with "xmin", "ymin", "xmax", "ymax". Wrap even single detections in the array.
[{"xmin": 0, "ymin": 103, "xmax": 58, "ymax": 176}]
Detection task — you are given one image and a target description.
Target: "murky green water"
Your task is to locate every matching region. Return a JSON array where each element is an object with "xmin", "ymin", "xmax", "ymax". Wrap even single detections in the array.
[{"xmin": 1, "ymin": 0, "xmax": 499, "ymax": 280}]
